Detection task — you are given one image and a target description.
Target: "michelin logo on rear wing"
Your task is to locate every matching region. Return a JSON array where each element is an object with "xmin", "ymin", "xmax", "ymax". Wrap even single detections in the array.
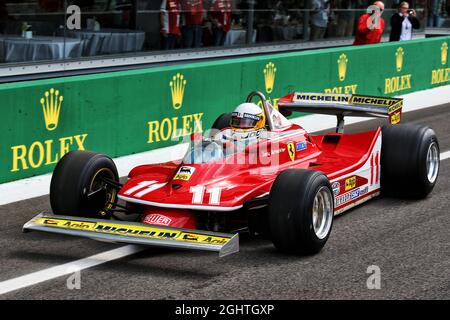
[
  {"xmin": 293, "ymin": 93, "xmax": 401, "ymax": 107},
  {"xmin": 290, "ymin": 92, "xmax": 403, "ymax": 124},
  {"xmin": 294, "ymin": 93, "xmax": 352, "ymax": 104}
]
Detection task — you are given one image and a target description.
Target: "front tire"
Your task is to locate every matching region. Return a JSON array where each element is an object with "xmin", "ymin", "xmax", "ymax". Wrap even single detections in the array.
[
  {"xmin": 50, "ymin": 150, "xmax": 119, "ymax": 218},
  {"xmin": 268, "ymin": 169, "xmax": 334, "ymax": 255},
  {"xmin": 381, "ymin": 124, "xmax": 440, "ymax": 198}
]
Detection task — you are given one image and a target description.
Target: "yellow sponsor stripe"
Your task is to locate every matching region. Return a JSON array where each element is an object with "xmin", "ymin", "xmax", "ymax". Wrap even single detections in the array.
[
  {"xmin": 345, "ymin": 176, "xmax": 357, "ymax": 191},
  {"xmin": 173, "ymin": 173, "xmax": 190, "ymax": 181},
  {"xmin": 390, "ymin": 111, "xmax": 401, "ymax": 124},
  {"xmin": 388, "ymin": 101, "xmax": 403, "ymax": 113},
  {"xmin": 179, "ymin": 233, "xmax": 229, "ymax": 245},
  {"xmin": 35, "ymin": 218, "xmax": 96, "ymax": 231},
  {"xmin": 34, "ymin": 217, "xmax": 231, "ymax": 245},
  {"xmin": 350, "ymin": 95, "xmax": 400, "ymax": 107}
]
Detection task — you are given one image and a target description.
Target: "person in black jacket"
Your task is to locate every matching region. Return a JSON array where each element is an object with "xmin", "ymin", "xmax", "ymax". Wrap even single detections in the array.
[{"xmin": 389, "ymin": 1, "xmax": 420, "ymax": 41}]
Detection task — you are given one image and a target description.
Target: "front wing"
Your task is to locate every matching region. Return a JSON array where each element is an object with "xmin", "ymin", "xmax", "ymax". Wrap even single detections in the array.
[{"xmin": 23, "ymin": 213, "xmax": 239, "ymax": 257}]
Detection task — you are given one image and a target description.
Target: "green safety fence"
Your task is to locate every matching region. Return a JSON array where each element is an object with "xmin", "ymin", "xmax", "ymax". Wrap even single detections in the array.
[{"xmin": 0, "ymin": 36, "xmax": 449, "ymax": 183}]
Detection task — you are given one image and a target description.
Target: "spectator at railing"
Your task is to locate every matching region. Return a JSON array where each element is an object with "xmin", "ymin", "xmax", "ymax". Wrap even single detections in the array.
[
  {"xmin": 311, "ymin": 0, "xmax": 330, "ymax": 40},
  {"xmin": 389, "ymin": 1, "xmax": 420, "ymax": 41},
  {"xmin": 336, "ymin": 0, "xmax": 357, "ymax": 37},
  {"xmin": 273, "ymin": 0, "xmax": 288, "ymax": 26},
  {"xmin": 0, "ymin": 0, "xmax": 8, "ymax": 33},
  {"xmin": 38, "ymin": 0, "xmax": 62, "ymax": 12},
  {"xmin": 72, "ymin": 0, "xmax": 95, "ymax": 10},
  {"xmin": 160, "ymin": 0, "xmax": 182, "ymax": 50},
  {"xmin": 326, "ymin": 0, "xmax": 338, "ymax": 37},
  {"xmin": 209, "ymin": 0, "xmax": 233, "ymax": 46},
  {"xmin": 427, "ymin": 0, "xmax": 446, "ymax": 27},
  {"xmin": 181, "ymin": 0, "xmax": 204, "ymax": 48},
  {"xmin": 353, "ymin": 1, "xmax": 385, "ymax": 45}
]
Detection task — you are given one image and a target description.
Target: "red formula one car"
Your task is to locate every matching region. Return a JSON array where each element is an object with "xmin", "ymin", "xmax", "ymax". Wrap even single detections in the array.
[{"xmin": 24, "ymin": 92, "xmax": 440, "ymax": 257}]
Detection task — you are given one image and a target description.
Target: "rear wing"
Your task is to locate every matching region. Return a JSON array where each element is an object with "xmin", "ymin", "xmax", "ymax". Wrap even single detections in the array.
[{"xmin": 278, "ymin": 92, "xmax": 403, "ymax": 133}]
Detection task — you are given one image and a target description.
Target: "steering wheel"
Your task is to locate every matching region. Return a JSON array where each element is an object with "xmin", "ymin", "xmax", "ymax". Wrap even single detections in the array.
[{"xmin": 245, "ymin": 91, "xmax": 272, "ymax": 130}]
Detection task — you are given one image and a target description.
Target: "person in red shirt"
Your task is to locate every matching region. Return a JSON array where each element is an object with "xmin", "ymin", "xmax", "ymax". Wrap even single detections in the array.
[
  {"xmin": 209, "ymin": 0, "xmax": 233, "ymax": 46},
  {"xmin": 182, "ymin": 0, "xmax": 204, "ymax": 48},
  {"xmin": 38, "ymin": 0, "xmax": 62, "ymax": 12},
  {"xmin": 353, "ymin": 1, "xmax": 385, "ymax": 45},
  {"xmin": 160, "ymin": 0, "xmax": 182, "ymax": 49}
]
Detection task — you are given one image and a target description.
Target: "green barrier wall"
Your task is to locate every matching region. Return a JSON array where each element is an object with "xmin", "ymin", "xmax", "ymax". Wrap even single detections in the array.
[{"xmin": 1, "ymin": 37, "xmax": 449, "ymax": 184}]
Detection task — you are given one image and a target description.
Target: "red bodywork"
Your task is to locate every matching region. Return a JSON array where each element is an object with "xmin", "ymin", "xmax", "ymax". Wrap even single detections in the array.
[{"xmin": 118, "ymin": 112, "xmax": 382, "ymax": 230}]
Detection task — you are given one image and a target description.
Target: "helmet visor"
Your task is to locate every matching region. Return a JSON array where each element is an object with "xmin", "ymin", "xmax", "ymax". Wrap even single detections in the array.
[
  {"xmin": 230, "ymin": 112, "xmax": 262, "ymax": 129},
  {"xmin": 230, "ymin": 117, "xmax": 258, "ymax": 129}
]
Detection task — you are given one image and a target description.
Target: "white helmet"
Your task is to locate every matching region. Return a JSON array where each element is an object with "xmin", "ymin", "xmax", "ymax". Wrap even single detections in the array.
[{"xmin": 230, "ymin": 103, "xmax": 266, "ymax": 132}]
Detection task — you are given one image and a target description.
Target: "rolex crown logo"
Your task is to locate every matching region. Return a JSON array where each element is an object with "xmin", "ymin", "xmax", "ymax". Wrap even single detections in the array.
[
  {"xmin": 337, "ymin": 53, "xmax": 348, "ymax": 81},
  {"xmin": 170, "ymin": 73, "xmax": 187, "ymax": 110},
  {"xmin": 263, "ymin": 62, "xmax": 277, "ymax": 94},
  {"xmin": 40, "ymin": 88, "xmax": 63, "ymax": 131},
  {"xmin": 395, "ymin": 47, "xmax": 404, "ymax": 72},
  {"xmin": 441, "ymin": 42, "xmax": 448, "ymax": 65}
]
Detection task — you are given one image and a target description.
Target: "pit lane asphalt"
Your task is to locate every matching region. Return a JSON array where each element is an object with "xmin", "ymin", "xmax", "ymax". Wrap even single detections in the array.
[{"xmin": 0, "ymin": 103, "xmax": 449, "ymax": 300}]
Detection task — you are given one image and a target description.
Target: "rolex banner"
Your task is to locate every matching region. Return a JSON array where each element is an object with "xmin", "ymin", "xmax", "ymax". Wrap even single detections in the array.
[{"xmin": 0, "ymin": 37, "xmax": 449, "ymax": 183}]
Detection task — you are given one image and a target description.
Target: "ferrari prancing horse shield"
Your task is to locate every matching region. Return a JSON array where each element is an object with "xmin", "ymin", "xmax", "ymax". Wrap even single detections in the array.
[{"xmin": 287, "ymin": 142, "xmax": 296, "ymax": 161}]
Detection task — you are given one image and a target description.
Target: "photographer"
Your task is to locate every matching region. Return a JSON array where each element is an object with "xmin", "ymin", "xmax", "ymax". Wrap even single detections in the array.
[{"xmin": 389, "ymin": 1, "xmax": 420, "ymax": 41}]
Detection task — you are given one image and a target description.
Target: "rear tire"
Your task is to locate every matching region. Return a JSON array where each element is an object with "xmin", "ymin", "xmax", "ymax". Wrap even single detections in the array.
[
  {"xmin": 381, "ymin": 124, "xmax": 439, "ymax": 198},
  {"xmin": 268, "ymin": 169, "xmax": 334, "ymax": 255},
  {"xmin": 50, "ymin": 151, "xmax": 119, "ymax": 218}
]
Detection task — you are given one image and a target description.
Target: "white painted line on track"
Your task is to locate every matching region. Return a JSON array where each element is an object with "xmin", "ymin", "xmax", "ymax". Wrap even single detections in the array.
[
  {"xmin": 0, "ymin": 150, "xmax": 448, "ymax": 295},
  {"xmin": 0, "ymin": 245, "xmax": 145, "ymax": 296},
  {"xmin": 441, "ymin": 151, "xmax": 450, "ymax": 161},
  {"xmin": 1, "ymin": 85, "xmax": 450, "ymax": 205}
]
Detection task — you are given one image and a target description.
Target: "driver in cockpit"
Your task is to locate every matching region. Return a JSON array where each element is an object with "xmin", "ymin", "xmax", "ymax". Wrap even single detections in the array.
[{"xmin": 213, "ymin": 102, "xmax": 268, "ymax": 145}]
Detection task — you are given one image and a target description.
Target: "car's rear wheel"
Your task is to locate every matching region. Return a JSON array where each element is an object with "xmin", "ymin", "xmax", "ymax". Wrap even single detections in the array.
[
  {"xmin": 268, "ymin": 169, "xmax": 334, "ymax": 255},
  {"xmin": 381, "ymin": 124, "xmax": 440, "ymax": 198},
  {"xmin": 50, "ymin": 150, "xmax": 119, "ymax": 218}
]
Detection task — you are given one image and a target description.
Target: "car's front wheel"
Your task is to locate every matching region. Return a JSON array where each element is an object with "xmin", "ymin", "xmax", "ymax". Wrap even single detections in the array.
[
  {"xmin": 50, "ymin": 150, "xmax": 119, "ymax": 218},
  {"xmin": 268, "ymin": 169, "xmax": 334, "ymax": 255}
]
